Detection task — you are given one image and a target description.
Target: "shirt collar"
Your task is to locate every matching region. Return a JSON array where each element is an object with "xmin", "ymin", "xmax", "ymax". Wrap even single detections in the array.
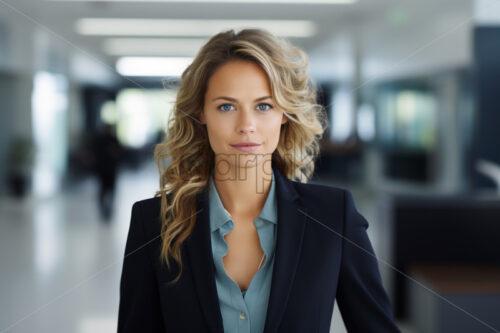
[{"xmin": 208, "ymin": 168, "xmax": 277, "ymax": 232}]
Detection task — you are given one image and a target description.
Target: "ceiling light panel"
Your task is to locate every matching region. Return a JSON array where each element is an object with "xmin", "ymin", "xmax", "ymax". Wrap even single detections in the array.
[
  {"xmin": 103, "ymin": 38, "xmax": 207, "ymax": 56},
  {"xmin": 115, "ymin": 56, "xmax": 194, "ymax": 76},
  {"xmin": 75, "ymin": 19, "xmax": 317, "ymax": 38}
]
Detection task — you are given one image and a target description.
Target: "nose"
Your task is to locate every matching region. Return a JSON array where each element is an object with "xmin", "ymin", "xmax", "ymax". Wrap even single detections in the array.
[{"xmin": 236, "ymin": 107, "xmax": 256, "ymax": 134}]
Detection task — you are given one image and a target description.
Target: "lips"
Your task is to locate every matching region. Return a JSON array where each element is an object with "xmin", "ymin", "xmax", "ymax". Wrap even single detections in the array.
[
  {"xmin": 230, "ymin": 143, "xmax": 260, "ymax": 147},
  {"xmin": 230, "ymin": 143, "xmax": 261, "ymax": 152}
]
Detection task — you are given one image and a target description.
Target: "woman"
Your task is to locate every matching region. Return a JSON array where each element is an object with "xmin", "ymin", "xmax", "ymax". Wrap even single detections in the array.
[{"xmin": 117, "ymin": 28, "xmax": 400, "ymax": 333}]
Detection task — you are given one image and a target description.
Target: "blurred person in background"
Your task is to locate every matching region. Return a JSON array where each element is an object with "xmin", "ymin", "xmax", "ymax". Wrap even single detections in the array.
[
  {"xmin": 91, "ymin": 123, "xmax": 123, "ymax": 222},
  {"xmin": 117, "ymin": 28, "xmax": 400, "ymax": 333}
]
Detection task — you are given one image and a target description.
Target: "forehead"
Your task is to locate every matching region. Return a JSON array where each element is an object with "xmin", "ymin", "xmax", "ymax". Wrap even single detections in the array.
[{"xmin": 205, "ymin": 60, "xmax": 272, "ymax": 97}]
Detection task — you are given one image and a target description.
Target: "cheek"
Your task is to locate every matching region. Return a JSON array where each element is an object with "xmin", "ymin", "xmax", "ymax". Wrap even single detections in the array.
[
  {"xmin": 261, "ymin": 116, "xmax": 283, "ymax": 144},
  {"xmin": 206, "ymin": 118, "xmax": 232, "ymax": 146}
]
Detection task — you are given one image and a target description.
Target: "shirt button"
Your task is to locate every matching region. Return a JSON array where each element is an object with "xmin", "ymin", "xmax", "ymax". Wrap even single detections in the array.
[{"xmin": 240, "ymin": 312, "xmax": 247, "ymax": 320}]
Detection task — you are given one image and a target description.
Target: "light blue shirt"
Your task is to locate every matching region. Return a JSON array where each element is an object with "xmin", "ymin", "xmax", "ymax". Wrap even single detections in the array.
[{"xmin": 208, "ymin": 169, "xmax": 278, "ymax": 333}]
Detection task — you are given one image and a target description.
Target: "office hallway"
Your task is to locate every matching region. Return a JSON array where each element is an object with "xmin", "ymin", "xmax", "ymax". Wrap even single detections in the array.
[{"xmin": 0, "ymin": 162, "xmax": 157, "ymax": 333}]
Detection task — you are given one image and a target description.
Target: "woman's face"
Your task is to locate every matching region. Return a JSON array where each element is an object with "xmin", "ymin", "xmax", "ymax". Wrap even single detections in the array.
[{"xmin": 200, "ymin": 60, "xmax": 288, "ymax": 173}]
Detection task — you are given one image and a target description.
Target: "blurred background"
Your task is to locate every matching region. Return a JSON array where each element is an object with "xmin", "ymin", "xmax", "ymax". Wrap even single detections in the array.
[{"xmin": 1, "ymin": 0, "xmax": 500, "ymax": 332}]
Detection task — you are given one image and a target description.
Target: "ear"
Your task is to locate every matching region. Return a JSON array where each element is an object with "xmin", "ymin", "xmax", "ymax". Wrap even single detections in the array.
[
  {"xmin": 281, "ymin": 114, "xmax": 288, "ymax": 125},
  {"xmin": 198, "ymin": 110, "xmax": 206, "ymax": 124}
]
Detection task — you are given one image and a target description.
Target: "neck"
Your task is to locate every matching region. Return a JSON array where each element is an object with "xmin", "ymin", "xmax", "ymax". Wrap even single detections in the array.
[{"xmin": 213, "ymin": 162, "xmax": 273, "ymax": 219}]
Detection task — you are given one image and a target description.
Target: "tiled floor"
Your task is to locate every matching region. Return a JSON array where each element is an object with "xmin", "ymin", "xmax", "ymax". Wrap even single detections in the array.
[{"xmin": 0, "ymin": 162, "xmax": 413, "ymax": 332}]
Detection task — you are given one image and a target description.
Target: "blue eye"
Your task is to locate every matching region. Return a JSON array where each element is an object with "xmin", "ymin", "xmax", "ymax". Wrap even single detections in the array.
[
  {"xmin": 257, "ymin": 103, "xmax": 273, "ymax": 111},
  {"xmin": 218, "ymin": 104, "xmax": 234, "ymax": 112}
]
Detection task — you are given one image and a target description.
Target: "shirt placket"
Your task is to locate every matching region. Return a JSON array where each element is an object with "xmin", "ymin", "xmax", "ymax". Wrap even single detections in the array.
[{"xmin": 220, "ymin": 220, "xmax": 251, "ymax": 333}]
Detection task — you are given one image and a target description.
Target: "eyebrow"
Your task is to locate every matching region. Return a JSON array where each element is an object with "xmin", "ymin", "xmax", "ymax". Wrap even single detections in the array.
[{"xmin": 211, "ymin": 96, "xmax": 272, "ymax": 102}]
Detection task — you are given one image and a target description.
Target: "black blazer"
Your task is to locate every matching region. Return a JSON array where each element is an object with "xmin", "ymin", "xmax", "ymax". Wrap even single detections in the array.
[{"xmin": 117, "ymin": 167, "xmax": 401, "ymax": 333}]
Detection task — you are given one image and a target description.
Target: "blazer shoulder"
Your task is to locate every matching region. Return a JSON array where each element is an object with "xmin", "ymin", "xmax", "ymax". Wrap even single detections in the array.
[
  {"xmin": 291, "ymin": 180, "xmax": 365, "ymax": 229},
  {"xmin": 132, "ymin": 196, "xmax": 161, "ymax": 213},
  {"xmin": 293, "ymin": 180, "xmax": 347, "ymax": 204},
  {"xmin": 290, "ymin": 181, "xmax": 346, "ymax": 225},
  {"xmin": 131, "ymin": 196, "xmax": 163, "ymax": 237}
]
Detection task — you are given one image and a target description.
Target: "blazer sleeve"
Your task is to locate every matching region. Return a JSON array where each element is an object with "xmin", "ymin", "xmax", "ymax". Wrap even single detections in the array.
[
  {"xmin": 336, "ymin": 190, "xmax": 401, "ymax": 333},
  {"xmin": 117, "ymin": 202, "xmax": 166, "ymax": 332}
]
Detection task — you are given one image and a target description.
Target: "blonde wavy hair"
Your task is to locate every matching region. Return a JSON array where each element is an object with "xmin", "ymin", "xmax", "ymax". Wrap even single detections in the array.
[{"xmin": 154, "ymin": 28, "xmax": 328, "ymax": 284}]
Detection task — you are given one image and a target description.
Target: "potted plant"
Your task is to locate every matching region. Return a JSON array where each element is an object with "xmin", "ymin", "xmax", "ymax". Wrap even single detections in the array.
[{"xmin": 6, "ymin": 136, "xmax": 34, "ymax": 197}]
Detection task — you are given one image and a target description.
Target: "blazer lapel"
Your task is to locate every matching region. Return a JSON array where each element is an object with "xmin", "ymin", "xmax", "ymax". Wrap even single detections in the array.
[
  {"xmin": 185, "ymin": 185, "xmax": 225, "ymax": 333},
  {"xmin": 185, "ymin": 166, "xmax": 308, "ymax": 333},
  {"xmin": 263, "ymin": 167, "xmax": 308, "ymax": 333}
]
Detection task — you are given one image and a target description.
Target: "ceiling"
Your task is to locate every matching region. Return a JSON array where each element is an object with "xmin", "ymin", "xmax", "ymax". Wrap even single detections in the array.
[{"xmin": 0, "ymin": 0, "xmax": 474, "ymax": 83}]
